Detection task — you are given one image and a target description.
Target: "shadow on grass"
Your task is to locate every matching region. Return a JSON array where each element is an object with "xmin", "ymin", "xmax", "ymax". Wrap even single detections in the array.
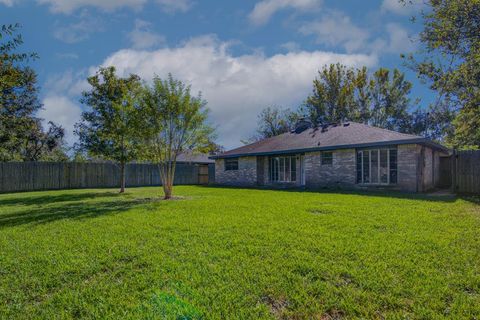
[
  {"xmin": 201, "ymin": 184, "xmax": 471, "ymax": 204},
  {"xmin": 0, "ymin": 198, "xmax": 156, "ymax": 229},
  {"xmin": 0, "ymin": 191, "xmax": 123, "ymax": 207}
]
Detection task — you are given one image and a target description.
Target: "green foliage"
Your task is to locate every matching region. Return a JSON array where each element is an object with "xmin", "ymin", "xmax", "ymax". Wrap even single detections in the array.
[
  {"xmin": 302, "ymin": 64, "xmax": 420, "ymax": 134},
  {"xmin": 76, "ymin": 66, "xmax": 144, "ymax": 191},
  {"xmin": 403, "ymin": 0, "xmax": 480, "ymax": 148},
  {"xmin": 246, "ymin": 106, "xmax": 300, "ymax": 143},
  {"xmin": 140, "ymin": 74, "xmax": 215, "ymax": 199},
  {"xmin": 0, "ymin": 24, "xmax": 66, "ymax": 161},
  {"xmin": 304, "ymin": 63, "xmax": 357, "ymax": 125},
  {"xmin": 0, "ymin": 186, "xmax": 479, "ymax": 318}
]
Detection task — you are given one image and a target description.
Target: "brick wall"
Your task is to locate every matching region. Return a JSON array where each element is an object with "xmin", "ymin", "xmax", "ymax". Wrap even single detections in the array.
[
  {"xmin": 215, "ymin": 144, "xmax": 435, "ymax": 192},
  {"xmin": 397, "ymin": 144, "xmax": 420, "ymax": 192},
  {"xmin": 423, "ymin": 147, "xmax": 434, "ymax": 191},
  {"xmin": 215, "ymin": 156, "xmax": 257, "ymax": 186},
  {"xmin": 304, "ymin": 149, "xmax": 356, "ymax": 188}
]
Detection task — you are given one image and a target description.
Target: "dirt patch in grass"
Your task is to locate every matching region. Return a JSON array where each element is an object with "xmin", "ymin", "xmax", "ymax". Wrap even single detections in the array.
[
  {"xmin": 320, "ymin": 308, "xmax": 345, "ymax": 320},
  {"xmin": 261, "ymin": 295, "xmax": 289, "ymax": 318},
  {"xmin": 308, "ymin": 208, "xmax": 336, "ymax": 215}
]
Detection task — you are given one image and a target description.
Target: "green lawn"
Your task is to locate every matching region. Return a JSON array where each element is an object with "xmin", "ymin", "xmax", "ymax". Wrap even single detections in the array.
[{"xmin": 0, "ymin": 186, "xmax": 479, "ymax": 319}]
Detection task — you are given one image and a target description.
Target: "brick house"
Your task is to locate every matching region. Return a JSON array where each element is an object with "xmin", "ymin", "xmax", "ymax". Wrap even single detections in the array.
[{"xmin": 210, "ymin": 121, "xmax": 449, "ymax": 192}]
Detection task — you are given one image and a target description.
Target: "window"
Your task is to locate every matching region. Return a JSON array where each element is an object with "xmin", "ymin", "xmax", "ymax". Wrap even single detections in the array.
[
  {"xmin": 225, "ymin": 158, "xmax": 238, "ymax": 171},
  {"xmin": 356, "ymin": 148, "xmax": 397, "ymax": 184},
  {"xmin": 321, "ymin": 151, "xmax": 333, "ymax": 165},
  {"xmin": 269, "ymin": 156, "xmax": 296, "ymax": 182}
]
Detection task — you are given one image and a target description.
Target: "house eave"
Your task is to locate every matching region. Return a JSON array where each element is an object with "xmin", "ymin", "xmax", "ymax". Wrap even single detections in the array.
[{"xmin": 209, "ymin": 138, "xmax": 450, "ymax": 159}]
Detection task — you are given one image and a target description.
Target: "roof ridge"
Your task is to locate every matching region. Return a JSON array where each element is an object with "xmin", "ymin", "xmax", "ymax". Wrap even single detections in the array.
[{"xmin": 351, "ymin": 121, "xmax": 422, "ymax": 138}]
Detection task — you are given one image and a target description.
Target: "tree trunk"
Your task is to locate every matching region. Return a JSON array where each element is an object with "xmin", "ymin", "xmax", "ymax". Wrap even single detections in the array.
[
  {"xmin": 160, "ymin": 162, "xmax": 174, "ymax": 200},
  {"xmin": 120, "ymin": 161, "xmax": 126, "ymax": 193},
  {"xmin": 163, "ymin": 182, "xmax": 172, "ymax": 200}
]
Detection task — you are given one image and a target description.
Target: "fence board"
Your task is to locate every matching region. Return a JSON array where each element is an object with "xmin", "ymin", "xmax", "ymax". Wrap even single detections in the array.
[
  {"xmin": 0, "ymin": 162, "xmax": 212, "ymax": 193},
  {"xmin": 453, "ymin": 150, "xmax": 480, "ymax": 194}
]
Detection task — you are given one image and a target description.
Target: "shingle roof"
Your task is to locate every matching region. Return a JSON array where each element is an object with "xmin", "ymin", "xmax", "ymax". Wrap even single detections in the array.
[{"xmin": 212, "ymin": 122, "xmax": 448, "ymax": 159}]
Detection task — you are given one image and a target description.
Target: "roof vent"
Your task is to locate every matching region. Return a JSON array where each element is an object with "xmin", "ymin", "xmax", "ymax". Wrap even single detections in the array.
[
  {"xmin": 343, "ymin": 122, "xmax": 350, "ymax": 127},
  {"xmin": 293, "ymin": 118, "xmax": 312, "ymax": 134}
]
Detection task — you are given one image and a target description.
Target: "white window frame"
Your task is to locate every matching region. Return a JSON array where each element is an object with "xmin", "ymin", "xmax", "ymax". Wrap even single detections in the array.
[
  {"xmin": 357, "ymin": 148, "xmax": 397, "ymax": 185},
  {"xmin": 269, "ymin": 155, "xmax": 297, "ymax": 183}
]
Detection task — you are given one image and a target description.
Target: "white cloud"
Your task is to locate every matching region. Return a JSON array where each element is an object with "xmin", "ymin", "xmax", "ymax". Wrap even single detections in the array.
[
  {"xmin": 44, "ymin": 69, "xmax": 89, "ymax": 97},
  {"xmin": 384, "ymin": 23, "xmax": 416, "ymax": 53},
  {"xmin": 96, "ymin": 35, "xmax": 376, "ymax": 148},
  {"xmin": 127, "ymin": 19, "xmax": 165, "ymax": 49},
  {"xmin": 0, "ymin": 0, "xmax": 15, "ymax": 6},
  {"xmin": 381, "ymin": 0, "xmax": 424, "ymax": 15},
  {"xmin": 37, "ymin": 0, "xmax": 147, "ymax": 14},
  {"xmin": 280, "ymin": 41, "xmax": 301, "ymax": 52},
  {"xmin": 39, "ymin": 95, "xmax": 83, "ymax": 145},
  {"xmin": 299, "ymin": 11, "xmax": 416, "ymax": 55},
  {"xmin": 39, "ymin": 69, "xmax": 90, "ymax": 144},
  {"xmin": 249, "ymin": 0, "xmax": 322, "ymax": 26},
  {"xmin": 33, "ymin": 0, "xmax": 191, "ymax": 14},
  {"xmin": 299, "ymin": 11, "xmax": 370, "ymax": 53},
  {"xmin": 53, "ymin": 12, "xmax": 103, "ymax": 43},
  {"xmin": 156, "ymin": 0, "xmax": 192, "ymax": 13}
]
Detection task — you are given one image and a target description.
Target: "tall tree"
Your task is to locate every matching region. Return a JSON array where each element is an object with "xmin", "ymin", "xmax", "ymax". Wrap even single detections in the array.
[
  {"xmin": 246, "ymin": 106, "xmax": 299, "ymax": 143},
  {"xmin": 303, "ymin": 64, "xmax": 416, "ymax": 133},
  {"xmin": 369, "ymin": 68, "xmax": 414, "ymax": 133},
  {"xmin": 0, "ymin": 24, "xmax": 66, "ymax": 161},
  {"xmin": 140, "ymin": 74, "xmax": 214, "ymax": 199},
  {"xmin": 75, "ymin": 66, "xmax": 143, "ymax": 193},
  {"xmin": 304, "ymin": 63, "xmax": 356, "ymax": 125},
  {"xmin": 403, "ymin": 0, "xmax": 480, "ymax": 148}
]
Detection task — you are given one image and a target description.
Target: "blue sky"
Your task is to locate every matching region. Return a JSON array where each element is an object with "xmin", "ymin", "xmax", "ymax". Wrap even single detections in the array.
[{"xmin": 0, "ymin": 0, "xmax": 428, "ymax": 149}]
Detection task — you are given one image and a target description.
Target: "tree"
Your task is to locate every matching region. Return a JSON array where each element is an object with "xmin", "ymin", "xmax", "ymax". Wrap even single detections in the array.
[
  {"xmin": 1, "ymin": 24, "xmax": 66, "ymax": 161},
  {"xmin": 140, "ymin": 74, "xmax": 214, "ymax": 199},
  {"xmin": 403, "ymin": 0, "xmax": 480, "ymax": 148},
  {"xmin": 304, "ymin": 63, "xmax": 356, "ymax": 125},
  {"xmin": 303, "ymin": 64, "xmax": 416, "ymax": 133},
  {"xmin": 409, "ymin": 101, "xmax": 456, "ymax": 141},
  {"xmin": 75, "ymin": 66, "xmax": 143, "ymax": 193},
  {"xmin": 246, "ymin": 106, "xmax": 300, "ymax": 143},
  {"xmin": 23, "ymin": 121, "xmax": 68, "ymax": 161},
  {"xmin": 368, "ymin": 68, "xmax": 414, "ymax": 133}
]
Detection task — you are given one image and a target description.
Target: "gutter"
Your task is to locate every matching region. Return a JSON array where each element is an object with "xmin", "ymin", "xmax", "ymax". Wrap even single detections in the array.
[{"xmin": 209, "ymin": 138, "xmax": 450, "ymax": 159}]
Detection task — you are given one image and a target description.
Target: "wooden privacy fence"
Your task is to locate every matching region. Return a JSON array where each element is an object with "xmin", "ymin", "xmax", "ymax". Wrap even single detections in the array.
[
  {"xmin": 0, "ymin": 162, "xmax": 215, "ymax": 193},
  {"xmin": 451, "ymin": 150, "xmax": 480, "ymax": 194}
]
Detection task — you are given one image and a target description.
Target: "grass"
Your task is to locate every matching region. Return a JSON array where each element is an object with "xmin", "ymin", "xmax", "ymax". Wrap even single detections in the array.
[{"xmin": 0, "ymin": 186, "xmax": 479, "ymax": 319}]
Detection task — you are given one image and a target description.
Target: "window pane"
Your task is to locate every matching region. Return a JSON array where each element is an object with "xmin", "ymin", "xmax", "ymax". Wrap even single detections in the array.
[
  {"xmin": 279, "ymin": 157, "xmax": 285, "ymax": 181},
  {"xmin": 270, "ymin": 158, "xmax": 278, "ymax": 182},
  {"xmin": 363, "ymin": 151, "xmax": 370, "ymax": 183},
  {"xmin": 291, "ymin": 157, "xmax": 296, "ymax": 181},
  {"xmin": 370, "ymin": 150, "xmax": 379, "ymax": 183},
  {"xmin": 321, "ymin": 152, "xmax": 333, "ymax": 165},
  {"xmin": 269, "ymin": 158, "xmax": 273, "ymax": 181},
  {"xmin": 285, "ymin": 157, "xmax": 291, "ymax": 182},
  {"xmin": 380, "ymin": 149, "xmax": 388, "ymax": 183},
  {"xmin": 356, "ymin": 151, "xmax": 362, "ymax": 183},
  {"xmin": 225, "ymin": 158, "xmax": 238, "ymax": 171},
  {"xmin": 389, "ymin": 149, "xmax": 397, "ymax": 183},
  {"xmin": 274, "ymin": 158, "xmax": 279, "ymax": 181}
]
